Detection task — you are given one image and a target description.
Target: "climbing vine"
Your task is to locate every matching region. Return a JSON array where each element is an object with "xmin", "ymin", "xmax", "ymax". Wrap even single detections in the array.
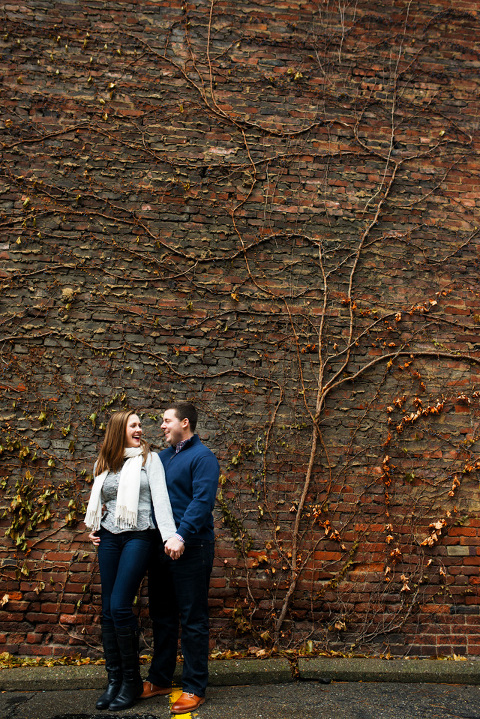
[{"xmin": 1, "ymin": 0, "xmax": 479, "ymax": 657}]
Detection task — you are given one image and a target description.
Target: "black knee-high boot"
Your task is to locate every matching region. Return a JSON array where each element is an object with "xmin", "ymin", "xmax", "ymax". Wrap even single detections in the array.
[
  {"xmin": 96, "ymin": 625, "xmax": 122, "ymax": 710},
  {"xmin": 108, "ymin": 626, "xmax": 143, "ymax": 711}
]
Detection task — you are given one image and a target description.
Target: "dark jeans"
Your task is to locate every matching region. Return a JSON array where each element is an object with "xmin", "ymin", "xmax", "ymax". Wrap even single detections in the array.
[
  {"xmin": 147, "ymin": 540, "xmax": 214, "ymax": 697},
  {"xmin": 97, "ymin": 527, "xmax": 154, "ymax": 628}
]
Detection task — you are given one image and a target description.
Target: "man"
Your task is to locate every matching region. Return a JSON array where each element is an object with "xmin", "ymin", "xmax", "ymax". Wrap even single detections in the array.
[{"xmin": 141, "ymin": 402, "xmax": 219, "ymax": 714}]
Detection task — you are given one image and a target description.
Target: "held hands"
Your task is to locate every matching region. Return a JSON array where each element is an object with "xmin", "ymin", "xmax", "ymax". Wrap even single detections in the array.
[{"xmin": 164, "ymin": 535, "xmax": 185, "ymax": 560}]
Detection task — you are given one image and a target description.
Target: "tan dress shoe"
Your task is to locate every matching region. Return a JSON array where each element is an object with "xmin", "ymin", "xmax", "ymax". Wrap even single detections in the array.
[
  {"xmin": 171, "ymin": 691, "xmax": 205, "ymax": 714},
  {"xmin": 140, "ymin": 681, "xmax": 172, "ymax": 699}
]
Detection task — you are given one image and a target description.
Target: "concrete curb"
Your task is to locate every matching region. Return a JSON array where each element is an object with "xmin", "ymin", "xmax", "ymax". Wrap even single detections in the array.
[
  {"xmin": 0, "ymin": 657, "xmax": 479, "ymax": 691},
  {"xmin": 0, "ymin": 659, "xmax": 293, "ymax": 691},
  {"xmin": 298, "ymin": 657, "xmax": 480, "ymax": 685}
]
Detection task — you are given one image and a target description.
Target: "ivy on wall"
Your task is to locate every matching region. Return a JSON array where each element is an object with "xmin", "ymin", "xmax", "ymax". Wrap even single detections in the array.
[{"xmin": 1, "ymin": 0, "xmax": 479, "ymax": 657}]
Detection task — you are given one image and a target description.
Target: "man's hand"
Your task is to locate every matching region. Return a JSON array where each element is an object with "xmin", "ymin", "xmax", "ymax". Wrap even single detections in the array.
[
  {"xmin": 89, "ymin": 531, "xmax": 100, "ymax": 546},
  {"xmin": 164, "ymin": 536, "xmax": 185, "ymax": 560}
]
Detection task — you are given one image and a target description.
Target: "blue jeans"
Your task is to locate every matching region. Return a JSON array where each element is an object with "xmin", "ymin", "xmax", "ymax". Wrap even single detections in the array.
[
  {"xmin": 147, "ymin": 540, "xmax": 214, "ymax": 697},
  {"xmin": 97, "ymin": 527, "xmax": 154, "ymax": 628}
]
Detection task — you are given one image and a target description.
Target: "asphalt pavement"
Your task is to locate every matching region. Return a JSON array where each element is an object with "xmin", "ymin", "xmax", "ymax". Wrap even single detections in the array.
[{"xmin": 1, "ymin": 658, "xmax": 480, "ymax": 719}]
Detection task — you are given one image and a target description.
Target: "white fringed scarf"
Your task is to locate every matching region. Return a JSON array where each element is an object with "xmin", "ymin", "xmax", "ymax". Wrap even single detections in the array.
[{"xmin": 84, "ymin": 447, "xmax": 144, "ymax": 531}]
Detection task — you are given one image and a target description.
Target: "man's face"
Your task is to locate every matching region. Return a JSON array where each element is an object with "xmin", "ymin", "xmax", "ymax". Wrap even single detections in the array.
[{"xmin": 161, "ymin": 408, "xmax": 189, "ymax": 446}]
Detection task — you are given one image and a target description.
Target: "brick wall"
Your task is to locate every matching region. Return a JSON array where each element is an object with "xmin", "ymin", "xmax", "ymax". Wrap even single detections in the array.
[{"xmin": 1, "ymin": 0, "xmax": 479, "ymax": 658}]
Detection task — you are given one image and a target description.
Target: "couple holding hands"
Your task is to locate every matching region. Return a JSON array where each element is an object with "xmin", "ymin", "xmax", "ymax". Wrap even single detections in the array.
[{"xmin": 84, "ymin": 402, "xmax": 219, "ymax": 713}]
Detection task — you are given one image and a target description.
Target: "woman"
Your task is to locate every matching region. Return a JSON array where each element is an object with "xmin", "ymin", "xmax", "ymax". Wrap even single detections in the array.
[{"xmin": 85, "ymin": 409, "xmax": 177, "ymax": 712}]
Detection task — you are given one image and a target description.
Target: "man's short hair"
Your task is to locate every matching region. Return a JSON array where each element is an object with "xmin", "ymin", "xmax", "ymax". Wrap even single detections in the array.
[{"xmin": 167, "ymin": 402, "xmax": 198, "ymax": 432}]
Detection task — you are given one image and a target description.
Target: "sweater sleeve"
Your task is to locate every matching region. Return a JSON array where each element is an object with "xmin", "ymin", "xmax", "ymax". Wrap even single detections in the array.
[
  {"xmin": 176, "ymin": 451, "xmax": 219, "ymax": 541},
  {"xmin": 147, "ymin": 453, "xmax": 177, "ymax": 542}
]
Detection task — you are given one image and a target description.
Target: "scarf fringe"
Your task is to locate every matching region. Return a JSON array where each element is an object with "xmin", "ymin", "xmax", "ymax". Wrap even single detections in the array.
[
  {"xmin": 114, "ymin": 506, "xmax": 138, "ymax": 530},
  {"xmin": 85, "ymin": 508, "xmax": 101, "ymax": 532}
]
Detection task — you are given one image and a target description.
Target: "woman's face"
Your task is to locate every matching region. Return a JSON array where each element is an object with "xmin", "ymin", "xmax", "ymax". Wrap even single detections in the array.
[{"xmin": 125, "ymin": 414, "xmax": 142, "ymax": 448}]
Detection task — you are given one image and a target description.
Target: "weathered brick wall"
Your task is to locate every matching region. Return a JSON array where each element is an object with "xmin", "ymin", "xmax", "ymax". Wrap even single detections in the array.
[{"xmin": 1, "ymin": 0, "xmax": 479, "ymax": 658}]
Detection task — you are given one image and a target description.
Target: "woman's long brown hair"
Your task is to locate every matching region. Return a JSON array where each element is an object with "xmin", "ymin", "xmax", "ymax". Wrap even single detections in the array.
[{"xmin": 95, "ymin": 409, "xmax": 149, "ymax": 475}]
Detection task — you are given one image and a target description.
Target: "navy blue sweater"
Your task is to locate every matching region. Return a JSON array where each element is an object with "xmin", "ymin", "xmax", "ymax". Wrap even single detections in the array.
[{"xmin": 159, "ymin": 434, "xmax": 219, "ymax": 543}]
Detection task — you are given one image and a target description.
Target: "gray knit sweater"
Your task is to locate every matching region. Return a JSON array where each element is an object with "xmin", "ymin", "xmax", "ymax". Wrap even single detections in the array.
[{"xmin": 100, "ymin": 453, "xmax": 177, "ymax": 541}]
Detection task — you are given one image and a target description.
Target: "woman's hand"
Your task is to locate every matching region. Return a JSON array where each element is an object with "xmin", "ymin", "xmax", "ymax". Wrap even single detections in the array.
[
  {"xmin": 89, "ymin": 531, "xmax": 100, "ymax": 546},
  {"xmin": 164, "ymin": 536, "xmax": 185, "ymax": 560}
]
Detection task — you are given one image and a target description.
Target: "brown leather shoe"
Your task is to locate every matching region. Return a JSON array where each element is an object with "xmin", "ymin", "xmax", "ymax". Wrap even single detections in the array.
[
  {"xmin": 140, "ymin": 681, "xmax": 172, "ymax": 699},
  {"xmin": 171, "ymin": 692, "xmax": 205, "ymax": 714}
]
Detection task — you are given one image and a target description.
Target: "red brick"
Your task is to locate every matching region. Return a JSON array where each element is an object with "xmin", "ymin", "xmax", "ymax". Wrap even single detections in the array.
[{"xmin": 1, "ymin": 0, "xmax": 480, "ymax": 661}]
